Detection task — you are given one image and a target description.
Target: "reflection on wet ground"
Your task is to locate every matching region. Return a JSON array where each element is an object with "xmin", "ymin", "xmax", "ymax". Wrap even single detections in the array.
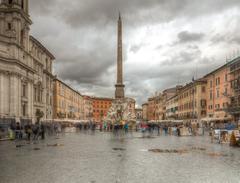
[{"xmin": 0, "ymin": 132, "xmax": 240, "ymax": 183}]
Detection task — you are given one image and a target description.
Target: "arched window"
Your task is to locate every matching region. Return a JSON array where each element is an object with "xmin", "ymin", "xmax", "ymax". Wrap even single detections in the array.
[{"xmin": 20, "ymin": 29, "xmax": 24, "ymax": 46}]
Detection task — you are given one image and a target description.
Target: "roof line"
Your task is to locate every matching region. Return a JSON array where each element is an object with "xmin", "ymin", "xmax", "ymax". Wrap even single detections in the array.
[{"xmin": 30, "ymin": 35, "xmax": 55, "ymax": 60}]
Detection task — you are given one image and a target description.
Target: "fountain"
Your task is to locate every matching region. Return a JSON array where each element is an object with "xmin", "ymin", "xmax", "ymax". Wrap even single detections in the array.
[{"xmin": 104, "ymin": 97, "xmax": 136, "ymax": 125}]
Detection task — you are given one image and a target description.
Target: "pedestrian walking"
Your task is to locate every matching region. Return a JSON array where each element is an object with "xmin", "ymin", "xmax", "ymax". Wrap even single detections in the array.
[
  {"xmin": 33, "ymin": 123, "xmax": 40, "ymax": 140},
  {"xmin": 157, "ymin": 124, "xmax": 160, "ymax": 136},
  {"xmin": 124, "ymin": 123, "xmax": 128, "ymax": 133},
  {"xmin": 25, "ymin": 123, "xmax": 32, "ymax": 141},
  {"xmin": 40, "ymin": 123, "xmax": 45, "ymax": 140}
]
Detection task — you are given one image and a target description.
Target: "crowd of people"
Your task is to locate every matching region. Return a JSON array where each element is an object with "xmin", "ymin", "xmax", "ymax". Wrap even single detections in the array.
[
  {"xmin": 74, "ymin": 121, "xmax": 204, "ymax": 137},
  {"xmin": 8, "ymin": 122, "xmax": 62, "ymax": 141},
  {"xmin": 75, "ymin": 122, "xmax": 130, "ymax": 134},
  {"xmin": 4, "ymin": 120, "xmax": 237, "ymax": 141}
]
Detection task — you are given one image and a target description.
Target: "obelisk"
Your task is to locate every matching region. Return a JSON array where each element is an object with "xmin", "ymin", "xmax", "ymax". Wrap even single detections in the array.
[{"xmin": 115, "ymin": 13, "xmax": 125, "ymax": 99}]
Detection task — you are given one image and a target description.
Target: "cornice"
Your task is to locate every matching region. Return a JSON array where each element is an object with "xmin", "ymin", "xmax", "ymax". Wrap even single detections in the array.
[{"xmin": 0, "ymin": 56, "xmax": 35, "ymax": 73}]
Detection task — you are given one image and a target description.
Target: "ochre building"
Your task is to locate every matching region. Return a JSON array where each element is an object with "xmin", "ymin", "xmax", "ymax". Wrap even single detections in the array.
[
  {"xmin": 53, "ymin": 79, "xmax": 84, "ymax": 120},
  {"xmin": 177, "ymin": 79, "xmax": 207, "ymax": 121}
]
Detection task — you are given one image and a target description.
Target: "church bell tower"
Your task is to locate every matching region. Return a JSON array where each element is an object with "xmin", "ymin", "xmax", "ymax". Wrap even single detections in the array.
[{"xmin": 0, "ymin": 0, "xmax": 31, "ymax": 50}]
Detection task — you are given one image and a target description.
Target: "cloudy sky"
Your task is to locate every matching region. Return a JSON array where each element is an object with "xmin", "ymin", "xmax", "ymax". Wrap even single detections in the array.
[{"xmin": 30, "ymin": 0, "xmax": 240, "ymax": 106}]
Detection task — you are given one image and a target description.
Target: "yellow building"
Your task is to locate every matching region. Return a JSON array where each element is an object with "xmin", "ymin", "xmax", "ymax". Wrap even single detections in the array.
[
  {"xmin": 166, "ymin": 94, "xmax": 179, "ymax": 120},
  {"xmin": 83, "ymin": 96, "xmax": 93, "ymax": 121},
  {"xmin": 142, "ymin": 103, "xmax": 148, "ymax": 121},
  {"xmin": 53, "ymin": 79, "xmax": 84, "ymax": 120},
  {"xmin": 178, "ymin": 79, "xmax": 207, "ymax": 121}
]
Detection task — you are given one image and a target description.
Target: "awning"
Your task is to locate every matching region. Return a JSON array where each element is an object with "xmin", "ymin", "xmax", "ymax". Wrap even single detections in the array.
[{"xmin": 201, "ymin": 117, "xmax": 232, "ymax": 122}]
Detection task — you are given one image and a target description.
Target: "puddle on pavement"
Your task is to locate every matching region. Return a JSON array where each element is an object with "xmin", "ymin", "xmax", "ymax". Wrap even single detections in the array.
[
  {"xmin": 149, "ymin": 149, "xmax": 188, "ymax": 154},
  {"xmin": 112, "ymin": 148, "xmax": 126, "ymax": 151},
  {"xmin": 33, "ymin": 147, "xmax": 41, "ymax": 151},
  {"xmin": 148, "ymin": 146, "xmax": 230, "ymax": 157},
  {"xmin": 16, "ymin": 145, "xmax": 25, "ymax": 148},
  {"xmin": 47, "ymin": 143, "xmax": 64, "ymax": 147}
]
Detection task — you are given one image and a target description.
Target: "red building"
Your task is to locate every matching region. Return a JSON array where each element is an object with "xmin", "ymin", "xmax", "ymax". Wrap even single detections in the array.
[{"xmin": 91, "ymin": 97, "xmax": 113, "ymax": 123}]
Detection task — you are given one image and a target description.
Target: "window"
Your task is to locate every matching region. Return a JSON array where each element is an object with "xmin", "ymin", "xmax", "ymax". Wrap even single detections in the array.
[
  {"xmin": 201, "ymin": 100, "xmax": 206, "ymax": 107},
  {"xmin": 210, "ymin": 80, "xmax": 213, "ymax": 88},
  {"xmin": 210, "ymin": 91, "xmax": 213, "ymax": 100},
  {"xmin": 21, "ymin": 30, "xmax": 24, "ymax": 46},
  {"xmin": 22, "ymin": 83, "xmax": 27, "ymax": 97},
  {"xmin": 225, "ymin": 88, "xmax": 228, "ymax": 95},
  {"xmin": 216, "ymin": 90, "xmax": 220, "ymax": 98},
  {"xmin": 34, "ymin": 87, "xmax": 37, "ymax": 102},
  {"xmin": 225, "ymin": 74, "xmax": 228, "ymax": 82},
  {"xmin": 21, "ymin": 0, "xmax": 24, "ymax": 9},
  {"xmin": 9, "ymin": 0, "xmax": 13, "ymax": 4},
  {"xmin": 216, "ymin": 77, "xmax": 220, "ymax": 86},
  {"xmin": 8, "ymin": 23, "xmax": 12, "ymax": 30},
  {"xmin": 46, "ymin": 94, "xmax": 49, "ymax": 105},
  {"xmin": 202, "ymin": 86, "xmax": 205, "ymax": 93},
  {"xmin": 22, "ymin": 103, "xmax": 27, "ymax": 116}
]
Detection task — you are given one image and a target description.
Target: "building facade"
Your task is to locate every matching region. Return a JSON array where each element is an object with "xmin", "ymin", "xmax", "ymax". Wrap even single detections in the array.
[
  {"xmin": 92, "ymin": 97, "xmax": 113, "ymax": 123},
  {"xmin": 83, "ymin": 96, "xmax": 93, "ymax": 121},
  {"xmin": 142, "ymin": 103, "xmax": 148, "ymax": 121},
  {"xmin": 135, "ymin": 108, "xmax": 143, "ymax": 121},
  {"xmin": 53, "ymin": 79, "xmax": 84, "ymax": 121},
  {"xmin": 166, "ymin": 94, "xmax": 179, "ymax": 120},
  {"xmin": 228, "ymin": 57, "xmax": 240, "ymax": 121},
  {"xmin": 0, "ymin": 0, "xmax": 55, "ymax": 124},
  {"xmin": 204, "ymin": 64, "xmax": 231, "ymax": 120},
  {"xmin": 147, "ymin": 98, "xmax": 155, "ymax": 121},
  {"xmin": 161, "ymin": 87, "xmax": 180, "ymax": 120},
  {"xmin": 178, "ymin": 79, "xmax": 207, "ymax": 121},
  {"xmin": 155, "ymin": 94, "xmax": 164, "ymax": 120}
]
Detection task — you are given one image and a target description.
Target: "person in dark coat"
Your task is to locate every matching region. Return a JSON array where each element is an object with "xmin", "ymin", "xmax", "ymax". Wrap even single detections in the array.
[{"xmin": 40, "ymin": 123, "xmax": 45, "ymax": 140}]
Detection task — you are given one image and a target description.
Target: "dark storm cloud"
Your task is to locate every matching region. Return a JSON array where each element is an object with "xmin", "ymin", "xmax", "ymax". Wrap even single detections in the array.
[
  {"xmin": 161, "ymin": 46, "xmax": 201, "ymax": 65},
  {"xmin": 129, "ymin": 43, "xmax": 147, "ymax": 53},
  {"xmin": 55, "ymin": 53, "xmax": 114, "ymax": 87},
  {"xmin": 211, "ymin": 34, "xmax": 240, "ymax": 45},
  {"xmin": 29, "ymin": 0, "xmax": 58, "ymax": 15},
  {"xmin": 31, "ymin": 0, "xmax": 240, "ymax": 28},
  {"xmin": 62, "ymin": 0, "xmax": 240, "ymax": 28},
  {"xmin": 177, "ymin": 31, "xmax": 205, "ymax": 43}
]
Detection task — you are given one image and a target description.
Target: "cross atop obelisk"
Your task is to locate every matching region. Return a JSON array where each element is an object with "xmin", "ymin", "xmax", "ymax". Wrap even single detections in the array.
[{"xmin": 115, "ymin": 13, "xmax": 125, "ymax": 99}]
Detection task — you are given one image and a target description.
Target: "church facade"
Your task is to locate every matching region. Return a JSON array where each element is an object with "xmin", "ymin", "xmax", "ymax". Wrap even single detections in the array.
[{"xmin": 0, "ymin": 0, "xmax": 55, "ymax": 124}]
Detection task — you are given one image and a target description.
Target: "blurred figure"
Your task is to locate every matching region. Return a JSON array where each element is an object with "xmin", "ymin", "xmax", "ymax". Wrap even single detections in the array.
[{"xmin": 25, "ymin": 123, "xmax": 32, "ymax": 141}]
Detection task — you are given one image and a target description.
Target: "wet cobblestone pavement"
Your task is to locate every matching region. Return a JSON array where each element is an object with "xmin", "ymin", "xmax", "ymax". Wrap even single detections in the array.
[{"xmin": 0, "ymin": 132, "xmax": 240, "ymax": 183}]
